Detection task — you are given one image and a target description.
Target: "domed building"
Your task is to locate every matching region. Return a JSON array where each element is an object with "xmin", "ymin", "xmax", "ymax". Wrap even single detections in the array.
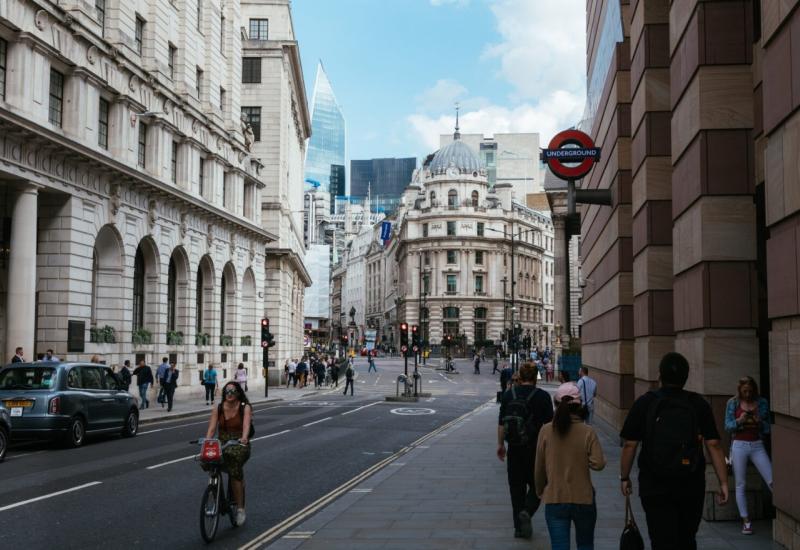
[{"xmin": 394, "ymin": 124, "xmax": 547, "ymax": 357}]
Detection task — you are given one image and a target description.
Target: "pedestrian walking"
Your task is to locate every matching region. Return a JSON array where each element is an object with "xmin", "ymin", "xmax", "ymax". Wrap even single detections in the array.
[
  {"xmin": 367, "ymin": 355, "xmax": 377, "ymax": 373},
  {"xmin": 500, "ymin": 363, "xmax": 513, "ymax": 393},
  {"xmin": 235, "ymin": 362, "xmax": 248, "ymax": 392},
  {"xmin": 724, "ymin": 376, "xmax": 773, "ymax": 535},
  {"xmin": 287, "ymin": 359, "xmax": 297, "ymax": 387},
  {"xmin": 497, "ymin": 362, "xmax": 554, "ymax": 539},
  {"xmin": 118, "ymin": 360, "xmax": 132, "ymax": 391},
  {"xmin": 331, "ymin": 359, "xmax": 341, "ymax": 387},
  {"xmin": 203, "ymin": 364, "xmax": 219, "ymax": 405},
  {"xmin": 535, "ymin": 383, "xmax": 606, "ymax": 550},
  {"xmin": 343, "ymin": 362, "xmax": 355, "ymax": 396},
  {"xmin": 576, "ymin": 367, "xmax": 597, "ymax": 424},
  {"xmin": 619, "ymin": 352, "xmax": 728, "ymax": 550},
  {"xmin": 492, "ymin": 353, "xmax": 500, "ymax": 374},
  {"xmin": 132, "ymin": 359, "xmax": 153, "ymax": 409},
  {"xmin": 156, "ymin": 357, "xmax": 169, "ymax": 407},
  {"xmin": 42, "ymin": 349, "xmax": 59, "ymax": 362},
  {"xmin": 473, "ymin": 354, "xmax": 481, "ymax": 375},
  {"xmin": 163, "ymin": 362, "xmax": 179, "ymax": 412},
  {"xmin": 10, "ymin": 346, "xmax": 25, "ymax": 363},
  {"xmin": 545, "ymin": 359, "xmax": 554, "ymax": 383}
]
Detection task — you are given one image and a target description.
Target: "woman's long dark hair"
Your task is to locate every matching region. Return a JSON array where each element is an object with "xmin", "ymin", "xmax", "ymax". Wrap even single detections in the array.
[{"xmin": 553, "ymin": 397, "xmax": 587, "ymax": 437}]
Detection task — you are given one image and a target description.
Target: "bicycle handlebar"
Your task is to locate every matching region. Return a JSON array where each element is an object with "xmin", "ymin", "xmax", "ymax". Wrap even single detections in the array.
[{"xmin": 190, "ymin": 438, "xmax": 244, "ymax": 450}]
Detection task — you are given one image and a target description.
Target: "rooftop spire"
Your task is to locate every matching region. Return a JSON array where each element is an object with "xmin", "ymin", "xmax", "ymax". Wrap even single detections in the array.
[{"xmin": 454, "ymin": 102, "xmax": 461, "ymax": 140}]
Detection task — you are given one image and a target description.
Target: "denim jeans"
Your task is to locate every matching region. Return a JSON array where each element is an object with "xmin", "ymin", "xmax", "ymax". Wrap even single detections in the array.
[
  {"xmin": 138, "ymin": 383, "xmax": 149, "ymax": 408},
  {"xmin": 545, "ymin": 501, "xmax": 597, "ymax": 550},
  {"xmin": 731, "ymin": 439, "xmax": 773, "ymax": 518}
]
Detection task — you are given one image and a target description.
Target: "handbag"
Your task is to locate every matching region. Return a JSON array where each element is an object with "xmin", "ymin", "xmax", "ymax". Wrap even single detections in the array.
[{"xmin": 620, "ymin": 495, "xmax": 644, "ymax": 550}]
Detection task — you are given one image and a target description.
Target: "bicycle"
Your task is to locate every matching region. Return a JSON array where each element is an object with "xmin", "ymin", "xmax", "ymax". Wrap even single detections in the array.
[{"xmin": 191, "ymin": 438, "xmax": 246, "ymax": 542}]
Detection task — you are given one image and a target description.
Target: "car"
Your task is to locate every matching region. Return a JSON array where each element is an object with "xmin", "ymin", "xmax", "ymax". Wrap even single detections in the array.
[
  {"xmin": 0, "ymin": 403, "xmax": 10, "ymax": 462},
  {"xmin": 0, "ymin": 362, "xmax": 139, "ymax": 448}
]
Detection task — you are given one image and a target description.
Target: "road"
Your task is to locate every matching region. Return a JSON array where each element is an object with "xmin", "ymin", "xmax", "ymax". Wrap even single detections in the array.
[{"xmin": 0, "ymin": 357, "xmax": 500, "ymax": 549}]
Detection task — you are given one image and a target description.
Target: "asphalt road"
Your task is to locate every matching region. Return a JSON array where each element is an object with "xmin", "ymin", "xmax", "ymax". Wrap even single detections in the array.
[{"xmin": 0, "ymin": 357, "xmax": 500, "ymax": 549}]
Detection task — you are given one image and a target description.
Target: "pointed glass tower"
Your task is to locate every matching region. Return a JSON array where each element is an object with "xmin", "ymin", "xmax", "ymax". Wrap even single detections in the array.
[{"xmin": 304, "ymin": 62, "xmax": 346, "ymax": 194}]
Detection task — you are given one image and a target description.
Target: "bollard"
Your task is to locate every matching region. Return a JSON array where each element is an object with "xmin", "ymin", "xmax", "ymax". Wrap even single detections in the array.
[
  {"xmin": 396, "ymin": 375, "xmax": 408, "ymax": 397},
  {"xmin": 413, "ymin": 371, "xmax": 421, "ymax": 397}
]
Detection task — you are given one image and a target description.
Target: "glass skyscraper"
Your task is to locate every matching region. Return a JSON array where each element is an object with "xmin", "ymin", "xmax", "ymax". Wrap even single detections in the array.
[
  {"xmin": 350, "ymin": 157, "xmax": 416, "ymax": 215},
  {"xmin": 304, "ymin": 63, "xmax": 346, "ymax": 193}
]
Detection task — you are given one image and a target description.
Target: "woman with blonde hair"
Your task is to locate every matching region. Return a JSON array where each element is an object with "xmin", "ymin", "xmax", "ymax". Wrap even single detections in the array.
[{"xmin": 724, "ymin": 376, "xmax": 772, "ymax": 535}]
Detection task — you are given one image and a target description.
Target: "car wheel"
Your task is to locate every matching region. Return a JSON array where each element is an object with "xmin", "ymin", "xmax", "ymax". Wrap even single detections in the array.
[
  {"xmin": 0, "ymin": 426, "xmax": 8, "ymax": 462},
  {"xmin": 122, "ymin": 409, "xmax": 138, "ymax": 437},
  {"xmin": 65, "ymin": 416, "xmax": 86, "ymax": 448}
]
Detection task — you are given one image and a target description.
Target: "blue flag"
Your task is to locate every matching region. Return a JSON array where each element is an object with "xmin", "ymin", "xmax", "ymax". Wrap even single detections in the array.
[{"xmin": 380, "ymin": 221, "xmax": 392, "ymax": 241}]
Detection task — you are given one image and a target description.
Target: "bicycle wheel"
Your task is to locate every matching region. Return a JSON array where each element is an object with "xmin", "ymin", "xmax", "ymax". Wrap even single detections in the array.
[{"xmin": 200, "ymin": 480, "xmax": 221, "ymax": 542}]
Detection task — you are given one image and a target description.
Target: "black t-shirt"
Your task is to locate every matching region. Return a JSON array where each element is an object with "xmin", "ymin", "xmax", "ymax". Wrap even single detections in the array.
[
  {"xmin": 620, "ymin": 388, "xmax": 720, "ymax": 496},
  {"xmin": 498, "ymin": 384, "xmax": 554, "ymax": 443}
]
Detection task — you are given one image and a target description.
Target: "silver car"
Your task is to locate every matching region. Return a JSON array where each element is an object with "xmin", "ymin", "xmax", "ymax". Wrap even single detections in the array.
[{"xmin": 0, "ymin": 362, "xmax": 139, "ymax": 447}]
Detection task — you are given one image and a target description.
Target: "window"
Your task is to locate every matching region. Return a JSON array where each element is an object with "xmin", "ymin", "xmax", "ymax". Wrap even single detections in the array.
[
  {"xmin": 95, "ymin": 0, "xmax": 105, "ymax": 34},
  {"xmin": 422, "ymin": 223, "xmax": 428, "ymax": 237},
  {"xmin": 448, "ymin": 189, "xmax": 458, "ymax": 207},
  {"xmin": 424, "ymin": 251, "xmax": 430, "ymax": 266},
  {"xmin": 429, "ymin": 191, "xmax": 436, "ymax": 204},
  {"xmin": 135, "ymin": 16, "xmax": 144, "ymax": 55},
  {"xmin": 223, "ymin": 174, "xmax": 229, "ymax": 208},
  {"xmin": 98, "ymin": 98, "xmax": 109, "ymax": 149},
  {"xmin": 475, "ymin": 250, "xmax": 483, "ymax": 265},
  {"xmin": 82, "ymin": 367, "xmax": 103, "ymax": 390},
  {"xmin": 219, "ymin": 87, "xmax": 225, "ymax": 113},
  {"xmin": 196, "ymin": 67, "xmax": 203, "ymax": 99},
  {"xmin": 242, "ymin": 57, "xmax": 261, "ymax": 83},
  {"xmin": 219, "ymin": 274, "xmax": 226, "ymax": 335},
  {"xmin": 196, "ymin": 0, "xmax": 202, "ymax": 32},
  {"xmin": 137, "ymin": 122, "xmax": 147, "ymax": 168},
  {"xmin": 471, "ymin": 190, "xmax": 479, "ymax": 207},
  {"xmin": 167, "ymin": 256, "xmax": 176, "ymax": 331},
  {"xmin": 220, "ymin": 14, "xmax": 225, "ymax": 52},
  {"xmin": 195, "ymin": 265, "xmax": 204, "ymax": 333},
  {"xmin": 171, "ymin": 141, "xmax": 178, "ymax": 183},
  {"xmin": 198, "ymin": 157, "xmax": 205, "ymax": 196},
  {"xmin": 132, "ymin": 246, "xmax": 144, "ymax": 331},
  {"xmin": 446, "ymin": 275, "xmax": 457, "ymax": 293},
  {"xmin": 475, "ymin": 307, "xmax": 487, "ymax": 319},
  {"xmin": 249, "ymin": 18, "xmax": 268, "ymax": 40},
  {"xmin": 48, "ymin": 69, "xmax": 64, "ymax": 126},
  {"xmin": 0, "ymin": 39, "xmax": 6, "ymax": 100},
  {"xmin": 241, "ymin": 106, "xmax": 261, "ymax": 141},
  {"xmin": 477, "ymin": 222, "xmax": 484, "ymax": 237},
  {"xmin": 443, "ymin": 307, "xmax": 459, "ymax": 319},
  {"xmin": 447, "ymin": 221, "xmax": 456, "ymax": 236},
  {"xmin": 447, "ymin": 250, "xmax": 456, "ymax": 264},
  {"xmin": 168, "ymin": 45, "xmax": 176, "ymax": 80},
  {"xmin": 475, "ymin": 275, "xmax": 484, "ymax": 293}
]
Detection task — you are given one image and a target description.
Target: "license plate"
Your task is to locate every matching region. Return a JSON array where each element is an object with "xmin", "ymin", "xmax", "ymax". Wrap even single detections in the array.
[
  {"xmin": 4, "ymin": 400, "xmax": 33, "ymax": 408},
  {"xmin": 10, "ymin": 407, "xmax": 22, "ymax": 417}
]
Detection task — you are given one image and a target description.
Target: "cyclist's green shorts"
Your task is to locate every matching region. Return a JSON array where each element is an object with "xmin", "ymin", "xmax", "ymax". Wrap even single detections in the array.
[{"xmin": 220, "ymin": 430, "xmax": 251, "ymax": 480}]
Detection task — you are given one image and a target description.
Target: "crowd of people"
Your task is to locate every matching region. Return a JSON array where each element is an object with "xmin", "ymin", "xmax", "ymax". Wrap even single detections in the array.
[
  {"xmin": 283, "ymin": 354, "xmax": 356, "ymax": 395},
  {"xmin": 496, "ymin": 352, "xmax": 774, "ymax": 549}
]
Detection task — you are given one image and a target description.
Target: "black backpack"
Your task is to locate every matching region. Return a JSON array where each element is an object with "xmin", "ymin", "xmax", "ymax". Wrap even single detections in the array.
[
  {"xmin": 643, "ymin": 390, "xmax": 702, "ymax": 477},
  {"xmin": 218, "ymin": 403, "xmax": 255, "ymax": 439},
  {"xmin": 503, "ymin": 387, "xmax": 542, "ymax": 447}
]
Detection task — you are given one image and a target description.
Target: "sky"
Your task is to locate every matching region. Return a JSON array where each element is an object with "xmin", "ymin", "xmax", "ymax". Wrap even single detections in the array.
[{"xmin": 292, "ymin": 0, "xmax": 587, "ymax": 165}]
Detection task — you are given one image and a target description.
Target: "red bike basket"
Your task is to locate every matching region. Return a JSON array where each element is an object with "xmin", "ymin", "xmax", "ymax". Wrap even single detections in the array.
[{"xmin": 200, "ymin": 440, "xmax": 222, "ymax": 463}]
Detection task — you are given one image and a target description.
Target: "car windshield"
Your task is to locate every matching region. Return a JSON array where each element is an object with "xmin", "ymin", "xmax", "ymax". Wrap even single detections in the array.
[{"xmin": 0, "ymin": 366, "xmax": 57, "ymax": 390}]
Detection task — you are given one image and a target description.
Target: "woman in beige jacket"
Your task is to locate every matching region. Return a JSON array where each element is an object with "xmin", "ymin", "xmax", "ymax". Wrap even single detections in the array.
[{"xmin": 535, "ymin": 383, "xmax": 606, "ymax": 550}]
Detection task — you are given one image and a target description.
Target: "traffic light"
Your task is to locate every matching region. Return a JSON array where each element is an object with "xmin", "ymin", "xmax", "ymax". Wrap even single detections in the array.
[
  {"xmin": 411, "ymin": 324, "xmax": 419, "ymax": 347},
  {"xmin": 341, "ymin": 334, "xmax": 349, "ymax": 345},
  {"xmin": 261, "ymin": 318, "xmax": 275, "ymax": 348},
  {"xmin": 399, "ymin": 322, "xmax": 409, "ymax": 349}
]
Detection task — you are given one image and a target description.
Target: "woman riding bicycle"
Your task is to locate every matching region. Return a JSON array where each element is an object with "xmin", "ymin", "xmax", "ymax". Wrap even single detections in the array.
[{"xmin": 205, "ymin": 381, "xmax": 252, "ymax": 525}]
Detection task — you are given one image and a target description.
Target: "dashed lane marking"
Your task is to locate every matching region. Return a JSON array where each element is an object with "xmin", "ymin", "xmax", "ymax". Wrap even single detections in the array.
[
  {"xmin": 302, "ymin": 417, "xmax": 332, "ymax": 427},
  {"xmin": 0, "ymin": 481, "xmax": 103, "ymax": 512}
]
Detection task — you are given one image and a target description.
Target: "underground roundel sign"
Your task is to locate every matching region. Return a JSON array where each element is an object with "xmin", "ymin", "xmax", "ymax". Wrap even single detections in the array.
[{"xmin": 541, "ymin": 129, "xmax": 601, "ymax": 180}]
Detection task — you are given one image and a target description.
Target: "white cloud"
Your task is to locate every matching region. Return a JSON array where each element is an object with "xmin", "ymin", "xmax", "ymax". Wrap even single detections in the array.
[{"xmin": 414, "ymin": 79, "xmax": 468, "ymax": 113}]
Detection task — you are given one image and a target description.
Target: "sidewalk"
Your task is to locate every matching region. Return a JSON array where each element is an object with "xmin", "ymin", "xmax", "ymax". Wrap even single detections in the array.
[
  {"xmin": 266, "ymin": 398, "xmax": 780, "ymax": 550},
  {"xmin": 135, "ymin": 381, "xmax": 332, "ymax": 425}
]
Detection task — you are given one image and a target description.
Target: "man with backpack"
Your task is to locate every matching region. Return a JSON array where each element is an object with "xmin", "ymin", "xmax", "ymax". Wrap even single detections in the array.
[
  {"xmin": 497, "ymin": 362, "xmax": 554, "ymax": 539},
  {"xmin": 619, "ymin": 352, "xmax": 729, "ymax": 549}
]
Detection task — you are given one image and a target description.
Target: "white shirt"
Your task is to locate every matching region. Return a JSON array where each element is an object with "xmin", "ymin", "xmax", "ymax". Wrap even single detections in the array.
[
  {"xmin": 577, "ymin": 375, "xmax": 597, "ymax": 409},
  {"xmin": 288, "ymin": 362, "xmax": 296, "ymax": 374}
]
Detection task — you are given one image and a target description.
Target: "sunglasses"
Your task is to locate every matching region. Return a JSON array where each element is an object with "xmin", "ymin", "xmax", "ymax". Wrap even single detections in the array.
[{"xmin": 223, "ymin": 388, "xmax": 238, "ymax": 396}]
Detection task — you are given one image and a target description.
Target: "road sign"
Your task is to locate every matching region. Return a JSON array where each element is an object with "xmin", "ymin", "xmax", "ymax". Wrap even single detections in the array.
[
  {"xmin": 412, "ymin": 345, "xmax": 419, "ymax": 352},
  {"xmin": 390, "ymin": 408, "xmax": 436, "ymax": 416},
  {"xmin": 540, "ymin": 129, "xmax": 601, "ymax": 180},
  {"xmin": 401, "ymin": 345, "xmax": 408, "ymax": 353}
]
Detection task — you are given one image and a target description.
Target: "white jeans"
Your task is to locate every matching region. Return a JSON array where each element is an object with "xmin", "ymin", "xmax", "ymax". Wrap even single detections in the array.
[{"xmin": 731, "ymin": 439, "xmax": 773, "ymax": 519}]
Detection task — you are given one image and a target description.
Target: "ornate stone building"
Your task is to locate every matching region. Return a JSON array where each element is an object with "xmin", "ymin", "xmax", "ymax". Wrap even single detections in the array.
[
  {"xmin": 395, "ymin": 128, "xmax": 546, "ymax": 353},
  {"xmin": 0, "ymin": 0, "xmax": 288, "ymax": 389}
]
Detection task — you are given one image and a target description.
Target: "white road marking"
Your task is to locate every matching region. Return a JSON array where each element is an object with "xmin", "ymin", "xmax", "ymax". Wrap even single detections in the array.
[
  {"xmin": 340, "ymin": 401, "xmax": 381, "ymax": 416},
  {"xmin": 146, "ymin": 454, "xmax": 195, "ymax": 470},
  {"xmin": 438, "ymin": 373, "xmax": 457, "ymax": 384},
  {"xmin": 0, "ymin": 481, "xmax": 102, "ymax": 512},
  {"xmin": 390, "ymin": 407, "xmax": 436, "ymax": 416},
  {"xmin": 251, "ymin": 429, "xmax": 291, "ymax": 442},
  {"xmin": 373, "ymin": 375, "xmax": 381, "ymax": 386},
  {"xmin": 302, "ymin": 416, "xmax": 332, "ymax": 427}
]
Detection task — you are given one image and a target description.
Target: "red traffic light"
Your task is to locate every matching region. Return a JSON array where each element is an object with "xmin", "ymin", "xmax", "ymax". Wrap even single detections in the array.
[
  {"xmin": 411, "ymin": 325, "xmax": 418, "ymax": 333},
  {"xmin": 261, "ymin": 318, "xmax": 269, "ymax": 328},
  {"xmin": 400, "ymin": 322, "xmax": 408, "ymax": 331}
]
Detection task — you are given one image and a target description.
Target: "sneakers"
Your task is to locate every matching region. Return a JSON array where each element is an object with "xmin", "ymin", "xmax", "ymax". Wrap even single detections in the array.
[
  {"xmin": 742, "ymin": 522, "xmax": 753, "ymax": 535},
  {"xmin": 235, "ymin": 508, "xmax": 246, "ymax": 526},
  {"xmin": 517, "ymin": 511, "xmax": 532, "ymax": 539}
]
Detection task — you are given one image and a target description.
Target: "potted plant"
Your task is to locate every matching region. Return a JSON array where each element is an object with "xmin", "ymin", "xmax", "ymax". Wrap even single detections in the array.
[
  {"xmin": 220, "ymin": 334, "xmax": 233, "ymax": 347},
  {"xmin": 195, "ymin": 332, "xmax": 210, "ymax": 346},
  {"xmin": 241, "ymin": 335, "xmax": 252, "ymax": 346},
  {"xmin": 132, "ymin": 328, "xmax": 152, "ymax": 346},
  {"xmin": 167, "ymin": 330, "xmax": 184, "ymax": 346}
]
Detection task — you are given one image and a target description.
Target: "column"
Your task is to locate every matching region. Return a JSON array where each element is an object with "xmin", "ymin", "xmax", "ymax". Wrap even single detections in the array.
[
  {"xmin": 5, "ymin": 184, "xmax": 38, "ymax": 361},
  {"xmin": 552, "ymin": 215, "xmax": 567, "ymax": 354}
]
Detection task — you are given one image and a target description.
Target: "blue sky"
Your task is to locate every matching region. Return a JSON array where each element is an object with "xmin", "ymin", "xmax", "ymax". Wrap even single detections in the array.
[{"xmin": 292, "ymin": 0, "xmax": 586, "ymax": 164}]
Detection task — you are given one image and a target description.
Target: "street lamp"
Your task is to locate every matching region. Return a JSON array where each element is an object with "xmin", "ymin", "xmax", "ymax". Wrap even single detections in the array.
[{"xmin": 485, "ymin": 225, "xmax": 540, "ymax": 371}]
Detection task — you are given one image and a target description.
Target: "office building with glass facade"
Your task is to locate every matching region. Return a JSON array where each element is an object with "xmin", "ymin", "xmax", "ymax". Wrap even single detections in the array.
[
  {"xmin": 350, "ymin": 157, "xmax": 416, "ymax": 215},
  {"xmin": 304, "ymin": 62, "xmax": 345, "ymax": 194}
]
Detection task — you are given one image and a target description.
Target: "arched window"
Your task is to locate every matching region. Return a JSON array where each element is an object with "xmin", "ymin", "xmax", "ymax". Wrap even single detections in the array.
[
  {"xmin": 429, "ymin": 191, "xmax": 436, "ymax": 204},
  {"xmin": 167, "ymin": 256, "xmax": 177, "ymax": 332},
  {"xmin": 91, "ymin": 249, "xmax": 98, "ymax": 326},
  {"xmin": 447, "ymin": 189, "xmax": 458, "ymax": 207},
  {"xmin": 220, "ymin": 274, "xmax": 226, "ymax": 335},
  {"xmin": 196, "ymin": 265, "xmax": 204, "ymax": 334},
  {"xmin": 471, "ymin": 190, "xmax": 479, "ymax": 207},
  {"xmin": 132, "ymin": 246, "xmax": 145, "ymax": 331}
]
